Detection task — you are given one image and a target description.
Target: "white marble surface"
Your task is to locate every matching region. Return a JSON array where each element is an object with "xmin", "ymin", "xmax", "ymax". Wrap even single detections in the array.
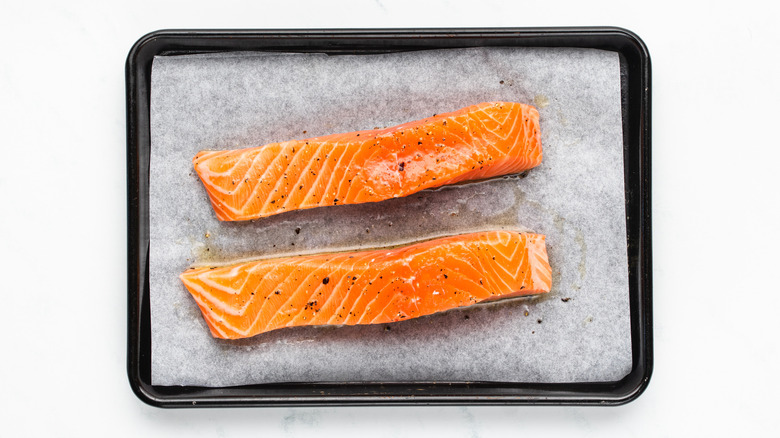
[{"xmin": 1, "ymin": 0, "xmax": 779, "ymax": 436}]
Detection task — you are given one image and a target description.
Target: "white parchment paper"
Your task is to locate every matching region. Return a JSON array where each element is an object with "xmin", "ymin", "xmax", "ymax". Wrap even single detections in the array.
[{"xmin": 149, "ymin": 47, "xmax": 631, "ymax": 386}]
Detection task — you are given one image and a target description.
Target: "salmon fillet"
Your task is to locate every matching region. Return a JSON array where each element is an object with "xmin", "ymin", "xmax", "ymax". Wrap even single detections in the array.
[
  {"xmin": 194, "ymin": 102, "xmax": 542, "ymax": 221},
  {"xmin": 180, "ymin": 230, "xmax": 551, "ymax": 339}
]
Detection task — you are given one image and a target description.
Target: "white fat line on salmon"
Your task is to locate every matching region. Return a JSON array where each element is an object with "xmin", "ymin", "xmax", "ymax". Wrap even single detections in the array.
[
  {"xmin": 241, "ymin": 258, "xmax": 313, "ymax": 332},
  {"xmin": 195, "ymin": 149, "xmax": 233, "ymax": 163},
  {"xmin": 319, "ymin": 140, "xmax": 352, "ymax": 205},
  {"xmin": 332, "ymin": 141, "xmax": 363, "ymax": 204},
  {"xmin": 354, "ymin": 279, "xmax": 401, "ymax": 325},
  {"xmin": 341, "ymin": 139, "xmax": 386, "ymax": 202},
  {"xmin": 279, "ymin": 140, "xmax": 324, "ymax": 209},
  {"xmin": 477, "ymin": 106, "xmax": 511, "ymax": 134},
  {"xmin": 528, "ymin": 239, "xmax": 552, "ymax": 288},
  {"xmin": 197, "ymin": 265, "xmax": 247, "ymax": 295},
  {"xmin": 197, "ymin": 302, "xmax": 232, "ymax": 338},
  {"xmin": 231, "ymin": 148, "xmax": 266, "ymax": 193},
  {"xmin": 284, "ymin": 263, "xmax": 352, "ymax": 327},
  {"xmin": 321, "ymin": 253, "xmax": 380, "ymax": 325},
  {"xmin": 252, "ymin": 260, "xmax": 331, "ymax": 334},
  {"xmin": 442, "ymin": 115, "xmax": 471, "ymax": 146},
  {"xmin": 454, "ymin": 238, "xmax": 522, "ymax": 295},
  {"xmin": 200, "ymin": 148, "xmax": 263, "ymax": 197},
  {"xmin": 295, "ymin": 140, "xmax": 335, "ymax": 209},
  {"xmin": 188, "ymin": 291, "xmax": 241, "ymax": 337},
  {"xmin": 255, "ymin": 141, "xmax": 300, "ymax": 213},
  {"xmin": 369, "ymin": 291, "xmax": 408, "ymax": 324},
  {"xmin": 195, "ymin": 258, "xmax": 302, "ymax": 316},
  {"xmin": 311, "ymin": 256, "xmax": 368, "ymax": 325},
  {"xmin": 439, "ymin": 262, "xmax": 493, "ymax": 300},
  {"xmin": 472, "ymin": 240, "xmax": 522, "ymax": 293},
  {"xmin": 184, "ymin": 281, "xmax": 246, "ymax": 316},
  {"xmin": 242, "ymin": 144, "xmax": 296, "ymax": 214},
  {"xmin": 210, "ymin": 195, "xmax": 234, "ymax": 221},
  {"xmin": 341, "ymin": 254, "xmax": 394, "ymax": 324}
]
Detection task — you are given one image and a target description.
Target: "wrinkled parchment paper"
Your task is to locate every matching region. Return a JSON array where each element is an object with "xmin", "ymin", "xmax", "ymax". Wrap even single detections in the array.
[{"xmin": 149, "ymin": 47, "xmax": 631, "ymax": 386}]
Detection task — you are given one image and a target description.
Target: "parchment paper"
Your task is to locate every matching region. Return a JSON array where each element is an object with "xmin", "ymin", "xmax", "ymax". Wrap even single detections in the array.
[{"xmin": 149, "ymin": 47, "xmax": 631, "ymax": 387}]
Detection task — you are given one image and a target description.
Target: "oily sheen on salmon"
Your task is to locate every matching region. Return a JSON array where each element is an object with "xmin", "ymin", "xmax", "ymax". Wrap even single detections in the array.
[
  {"xmin": 193, "ymin": 102, "xmax": 542, "ymax": 221},
  {"xmin": 180, "ymin": 230, "xmax": 551, "ymax": 339}
]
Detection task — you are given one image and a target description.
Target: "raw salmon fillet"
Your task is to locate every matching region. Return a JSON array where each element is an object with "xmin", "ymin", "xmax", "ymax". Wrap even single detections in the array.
[
  {"xmin": 193, "ymin": 102, "xmax": 542, "ymax": 221},
  {"xmin": 180, "ymin": 230, "xmax": 551, "ymax": 339}
]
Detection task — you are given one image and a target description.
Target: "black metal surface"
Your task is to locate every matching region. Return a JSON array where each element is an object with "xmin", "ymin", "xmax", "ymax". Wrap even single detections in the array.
[{"xmin": 126, "ymin": 27, "xmax": 652, "ymax": 407}]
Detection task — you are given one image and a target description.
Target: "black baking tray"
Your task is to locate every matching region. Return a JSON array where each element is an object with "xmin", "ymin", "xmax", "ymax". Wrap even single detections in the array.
[{"xmin": 126, "ymin": 27, "xmax": 652, "ymax": 407}]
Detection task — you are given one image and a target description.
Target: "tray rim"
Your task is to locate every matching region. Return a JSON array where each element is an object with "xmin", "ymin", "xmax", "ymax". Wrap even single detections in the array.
[{"xmin": 126, "ymin": 26, "xmax": 652, "ymax": 408}]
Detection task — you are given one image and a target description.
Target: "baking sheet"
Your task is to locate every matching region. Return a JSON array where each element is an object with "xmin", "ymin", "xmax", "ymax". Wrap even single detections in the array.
[{"xmin": 149, "ymin": 47, "xmax": 631, "ymax": 387}]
